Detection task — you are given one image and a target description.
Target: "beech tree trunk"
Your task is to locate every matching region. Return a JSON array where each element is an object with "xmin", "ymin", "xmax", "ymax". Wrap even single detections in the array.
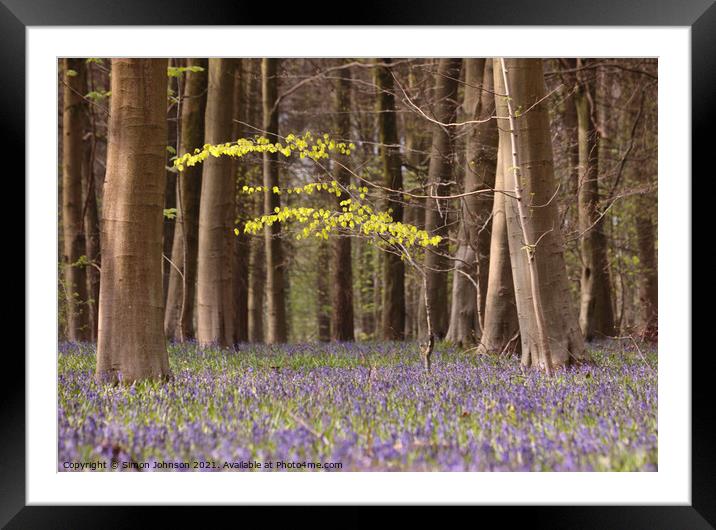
[
  {"xmin": 331, "ymin": 62, "xmax": 355, "ymax": 341},
  {"xmin": 164, "ymin": 58, "xmax": 207, "ymax": 341},
  {"xmin": 419, "ymin": 58, "xmax": 462, "ymax": 339},
  {"xmin": 575, "ymin": 60, "xmax": 615, "ymax": 340},
  {"xmin": 493, "ymin": 58, "xmax": 588, "ymax": 370},
  {"xmin": 375, "ymin": 58, "xmax": 405, "ymax": 340},
  {"xmin": 262, "ymin": 58, "xmax": 288, "ymax": 344},
  {"xmin": 446, "ymin": 58, "xmax": 498, "ymax": 346},
  {"xmin": 95, "ymin": 58, "xmax": 170, "ymax": 383},
  {"xmin": 479, "ymin": 145, "xmax": 519, "ymax": 354},
  {"xmin": 197, "ymin": 58, "xmax": 236, "ymax": 347},
  {"xmin": 61, "ymin": 58, "xmax": 91, "ymax": 342},
  {"xmin": 232, "ymin": 60, "xmax": 250, "ymax": 343}
]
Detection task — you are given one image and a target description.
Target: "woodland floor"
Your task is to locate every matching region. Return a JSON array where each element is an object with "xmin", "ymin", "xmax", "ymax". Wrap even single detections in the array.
[{"xmin": 58, "ymin": 340, "xmax": 657, "ymax": 472}]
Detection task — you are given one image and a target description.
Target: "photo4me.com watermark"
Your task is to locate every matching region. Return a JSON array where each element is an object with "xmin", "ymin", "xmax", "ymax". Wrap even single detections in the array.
[{"xmin": 61, "ymin": 460, "xmax": 344, "ymax": 471}]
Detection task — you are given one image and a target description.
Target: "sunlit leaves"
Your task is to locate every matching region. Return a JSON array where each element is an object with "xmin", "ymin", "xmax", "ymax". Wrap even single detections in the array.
[
  {"xmin": 173, "ymin": 132, "xmax": 355, "ymax": 172},
  {"xmin": 167, "ymin": 65, "xmax": 206, "ymax": 78}
]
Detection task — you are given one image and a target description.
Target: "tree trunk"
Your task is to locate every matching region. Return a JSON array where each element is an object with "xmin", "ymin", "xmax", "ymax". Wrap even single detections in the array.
[
  {"xmin": 61, "ymin": 58, "xmax": 91, "ymax": 342},
  {"xmin": 232, "ymin": 60, "xmax": 250, "ymax": 343},
  {"xmin": 81, "ymin": 121, "xmax": 101, "ymax": 343},
  {"xmin": 248, "ymin": 233, "xmax": 265, "ymax": 343},
  {"xmin": 403, "ymin": 65, "xmax": 428, "ymax": 340},
  {"xmin": 375, "ymin": 58, "xmax": 405, "ymax": 340},
  {"xmin": 164, "ymin": 58, "xmax": 208, "ymax": 342},
  {"xmin": 317, "ymin": 237, "xmax": 331, "ymax": 341},
  {"xmin": 96, "ymin": 58, "xmax": 170, "ymax": 383},
  {"xmin": 358, "ymin": 242, "xmax": 375, "ymax": 338},
  {"xmin": 419, "ymin": 58, "xmax": 462, "ymax": 339},
  {"xmin": 446, "ymin": 58, "xmax": 498, "ymax": 345},
  {"xmin": 197, "ymin": 58, "xmax": 236, "ymax": 347},
  {"xmin": 575, "ymin": 60, "xmax": 615, "ymax": 340},
  {"xmin": 331, "ymin": 62, "xmax": 355, "ymax": 341},
  {"xmin": 243, "ymin": 60, "xmax": 265, "ymax": 343},
  {"xmin": 163, "ymin": 168, "xmax": 176, "ymax": 309},
  {"xmin": 493, "ymin": 58, "xmax": 588, "ymax": 370},
  {"xmin": 479, "ymin": 145, "xmax": 519, "ymax": 354},
  {"xmin": 635, "ymin": 199, "xmax": 657, "ymax": 341},
  {"xmin": 262, "ymin": 58, "xmax": 288, "ymax": 344}
]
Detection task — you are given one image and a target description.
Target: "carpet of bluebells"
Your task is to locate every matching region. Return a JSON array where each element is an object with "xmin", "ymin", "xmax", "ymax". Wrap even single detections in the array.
[{"xmin": 58, "ymin": 341, "xmax": 657, "ymax": 471}]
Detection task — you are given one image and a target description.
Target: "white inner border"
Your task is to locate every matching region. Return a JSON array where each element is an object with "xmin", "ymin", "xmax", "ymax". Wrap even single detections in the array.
[{"xmin": 27, "ymin": 27, "xmax": 690, "ymax": 505}]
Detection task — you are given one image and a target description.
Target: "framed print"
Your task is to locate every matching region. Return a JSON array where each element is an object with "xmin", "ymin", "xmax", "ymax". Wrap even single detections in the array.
[{"xmin": 6, "ymin": 0, "xmax": 709, "ymax": 525}]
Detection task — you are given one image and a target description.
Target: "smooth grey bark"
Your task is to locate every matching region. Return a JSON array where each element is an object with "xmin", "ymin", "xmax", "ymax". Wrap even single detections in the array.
[
  {"xmin": 446, "ymin": 58, "xmax": 498, "ymax": 346},
  {"xmin": 479, "ymin": 145, "xmax": 519, "ymax": 354},
  {"xmin": 197, "ymin": 58, "xmax": 236, "ymax": 347},
  {"xmin": 96, "ymin": 58, "xmax": 170, "ymax": 383},
  {"xmin": 494, "ymin": 58, "xmax": 588, "ymax": 370}
]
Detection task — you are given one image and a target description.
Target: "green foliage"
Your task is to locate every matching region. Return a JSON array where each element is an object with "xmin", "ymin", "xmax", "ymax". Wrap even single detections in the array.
[
  {"xmin": 85, "ymin": 89, "xmax": 111, "ymax": 101},
  {"xmin": 167, "ymin": 65, "xmax": 206, "ymax": 78},
  {"xmin": 241, "ymin": 198, "xmax": 440, "ymax": 249},
  {"xmin": 173, "ymin": 132, "xmax": 353, "ymax": 172},
  {"xmin": 164, "ymin": 208, "xmax": 177, "ymax": 220},
  {"xmin": 65, "ymin": 69, "xmax": 78, "ymax": 78},
  {"xmin": 176, "ymin": 132, "xmax": 440, "ymax": 249}
]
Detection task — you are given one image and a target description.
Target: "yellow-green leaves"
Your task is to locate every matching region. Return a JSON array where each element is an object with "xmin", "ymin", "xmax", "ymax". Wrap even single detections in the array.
[
  {"xmin": 167, "ymin": 65, "xmax": 206, "ymax": 78},
  {"xmin": 173, "ymin": 132, "xmax": 356, "ymax": 172},
  {"xmin": 242, "ymin": 198, "xmax": 440, "ymax": 249}
]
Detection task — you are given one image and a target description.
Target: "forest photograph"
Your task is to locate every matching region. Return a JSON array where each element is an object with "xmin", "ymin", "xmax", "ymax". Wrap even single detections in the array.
[{"xmin": 58, "ymin": 56, "xmax": 658, "ymax": 473}]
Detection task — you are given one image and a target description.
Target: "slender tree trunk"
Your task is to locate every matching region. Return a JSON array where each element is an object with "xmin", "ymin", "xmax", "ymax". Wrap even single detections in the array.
[
  {"xmin": 232, "ymin": 60, "xmax": 250, "ymax": 343},
  {"xmin": 419, "ymin": 58, "xmax": 462, "ymax": 339},
  {"xmin": 244, "ymin": 60, "xmax": 265, "ymax": 343},
  {"xmin": 81, "ymin": 125, "xmax": 101, "ymax": 343},
  {"xmin": 248, "ymin": 233, "xmax": 265, "ymax": 342},
  {"xmin": 96, "ymin": 58, "xmax": 170, "ymax": 383},
  {"xmin": 197, "ymin": 58, "xmax": 236, "ymax": 347},
  {"xmin": 403, "ymin": 66, "xmax": 428, "ymax": 340},
  {"xmin": 575, "ymin": 60, "xmax": 615, "ymax": 340},
  {"xmin": 635, "ymin": 199, "xmax": 657, "ymax": 341},
  {"xmin": 316, "ymin": 237, "xmax": 331, "ymax": 341},
  {"xmin": 330, "ymin": 62, "xmax": 355, "ymax": 341},
  {"xmin": 493, "ymin": 58, "xmax": 588, "ymax": 370},
  {"xmin": 62, "ymin": 58, "xmax": 91, "ymax": 342},
  {"xmin": 446, "ymin": 59, "xmax": 498, "ymax": 345},
  {"xmin": 164, "ymin": 59, "xmax": 208, "ymax": 341},
  {"xmin": 262, "ymin": 58, "xmax": 288, "ymax": 344},
  {"xmin": 479, "ymin": 145, "xmax": 519, "ymax": 353},
  {"xmin": 636, "ymin": 64, "xmax": 658, "ymax": 342},
  {"xmin": 163, "ymin": 167, "xmax": 176, "ymax": 309},
  {"xmin": 374, "ymin": 58, "xmax": 405, "ymax": 340},
  {"xmin": 358, "ymin": 243, "xmax": 375, "ymax": 338}
]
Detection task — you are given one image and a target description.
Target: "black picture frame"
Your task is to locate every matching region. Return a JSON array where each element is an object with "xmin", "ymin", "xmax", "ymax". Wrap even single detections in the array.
[{"xmin": 6, "ymin": 0, "xmax": 706, "ymax": 525}]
